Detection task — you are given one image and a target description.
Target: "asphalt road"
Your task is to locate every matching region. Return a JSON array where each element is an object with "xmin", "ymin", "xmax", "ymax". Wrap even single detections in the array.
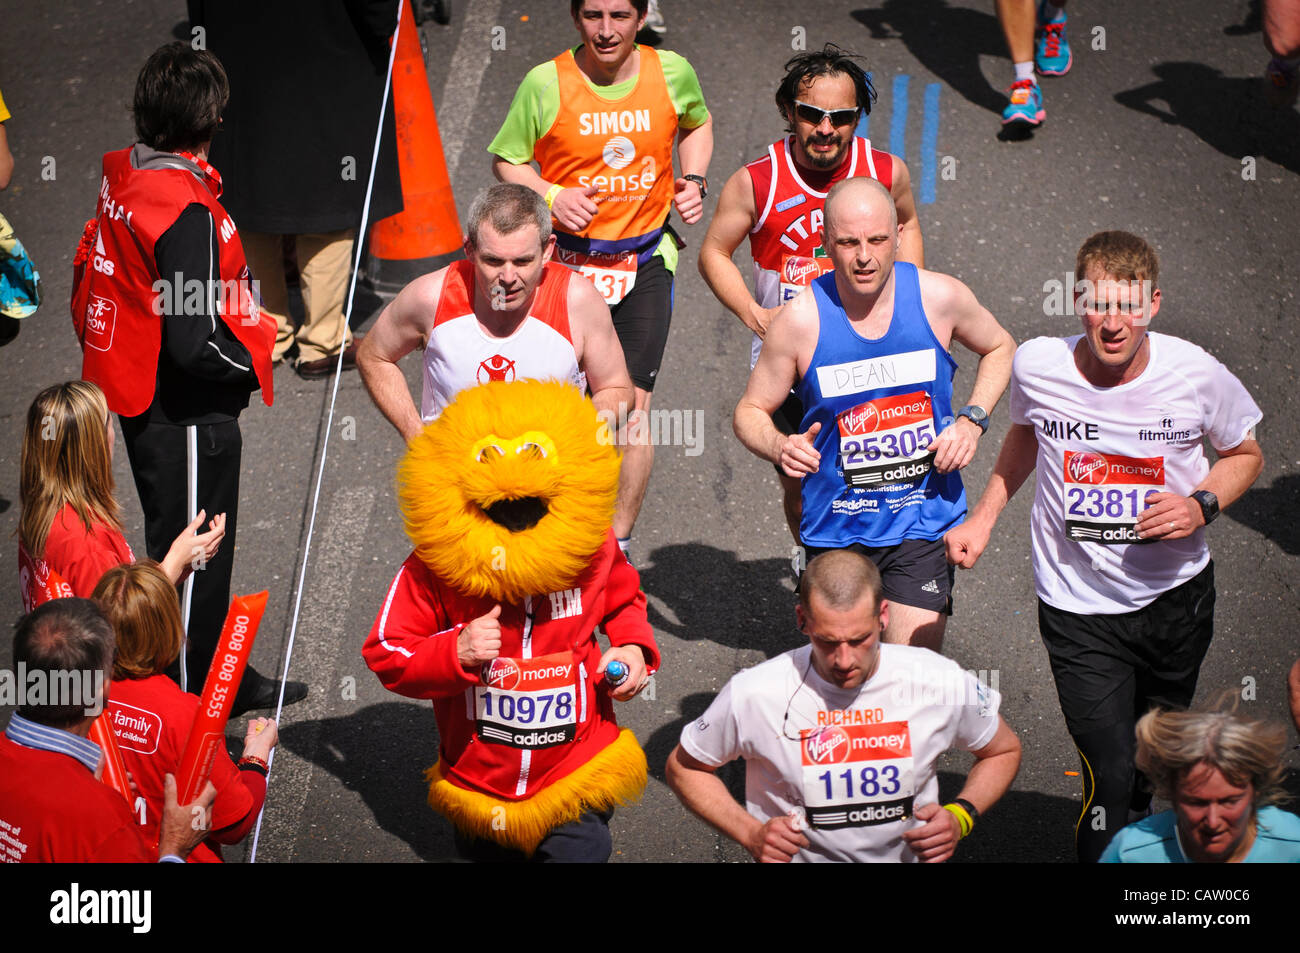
[{"xmin": 0, "ymin": 0, "xmax": 1296, "ymax": 870}]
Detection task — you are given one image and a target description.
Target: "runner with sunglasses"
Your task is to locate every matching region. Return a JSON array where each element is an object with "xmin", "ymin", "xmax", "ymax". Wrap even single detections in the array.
[
  {"xmin": 700, "ymin": 46, "xmax": 922, "ymax": 542},
  {"xmin": 666, "ymin": 548, "xmax": 1021, "ymax": 863},
  {"xmin": 489, "ymin": 0, "xmax": 712, "ymax": 563}
]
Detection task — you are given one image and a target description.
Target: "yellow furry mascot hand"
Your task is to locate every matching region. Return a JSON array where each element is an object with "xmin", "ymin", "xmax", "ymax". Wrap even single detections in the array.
[{"xmin": 363, "ymin": 380, "xmax": 660, "ymax": 860}]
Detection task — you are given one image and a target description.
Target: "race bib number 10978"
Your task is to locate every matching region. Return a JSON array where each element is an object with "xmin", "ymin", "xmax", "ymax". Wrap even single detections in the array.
[{"xmin": 475, "ymin": 652, "xmax": 577, "ymax": 749}]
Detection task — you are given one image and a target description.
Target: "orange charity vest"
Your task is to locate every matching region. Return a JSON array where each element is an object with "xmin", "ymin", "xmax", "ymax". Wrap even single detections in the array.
[{"xmin": 534, "ymin": 46, "xmax": 677, "ymax": 266}]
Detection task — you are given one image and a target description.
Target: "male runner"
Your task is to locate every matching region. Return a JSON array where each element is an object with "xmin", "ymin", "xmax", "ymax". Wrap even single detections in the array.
[
  {"xmin": 734, "ymin": 178, "xmax": 1015, "ymax": 651},
  {"xmin": 489, "ymin": 0, "xmax": 712, "ymax": 558},
  {"xmin": 946, "ymin": 230, "xmax": 1264, "ymax": 862},
  {"xmin": 700, "ymin": 45, "xmax": 923, "ymax": 541},
  {"xmin": 357, "ymin": 184, "xmax": 633, "ymax": 442},
  {"xmin": 666, "ymin": 549, "xmax": 1021, "ymax": 863}
]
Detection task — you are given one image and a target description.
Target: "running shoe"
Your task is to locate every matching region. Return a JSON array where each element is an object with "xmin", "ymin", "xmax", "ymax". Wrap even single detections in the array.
[
  {"xmin": 644, "ymin": 0, "xmax": 667, "ymax": 35},
  {"xmin": 1001, "ymin": 79, "xmax": 1045, "ymax": 126},
  {"xmin": 1035, "ymin": 2, "xmax": 1072, "ymax": 76},
  {"xmin": 1265, "ymin": 57, "xmax": 1299, "ymax": 108}
]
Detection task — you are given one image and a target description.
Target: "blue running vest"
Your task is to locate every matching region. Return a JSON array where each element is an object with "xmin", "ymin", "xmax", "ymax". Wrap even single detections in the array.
[{"xmin": 795, "ymin": 263, "xmax": 967, "ymax": 547}]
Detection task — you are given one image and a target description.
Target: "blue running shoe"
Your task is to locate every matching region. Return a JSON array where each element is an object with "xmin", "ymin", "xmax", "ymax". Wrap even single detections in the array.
[
  {"xmin": 1001, "ymin": 79, "xmax": 1045, "ymax": 126},
  {"xmin": 1035, "ymin": 2, "xmax": 1072, "ymax": 76}
]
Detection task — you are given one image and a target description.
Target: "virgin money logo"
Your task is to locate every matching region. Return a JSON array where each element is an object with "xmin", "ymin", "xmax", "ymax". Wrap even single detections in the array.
[
  {"xmin": 482, "ymin": 658, "xmax": 521, "ymax": 690},
  {"xmin": 1067, "ymin": 451, "xmax": 1108, "ymax": 485},
  {"xmin": 839, "ymin": 403, "xmax": 879, "ymax": 436},
  {"xmin": 782, "ymin": 256, "xmax": 821, "ymax": 285},
  {"xmin": 805, "ymin": 726, "xmax": 850, "ymax": 764},
  {"xmin": 478, "ymin": 355, "xmax": 517, "ymax": 383}
]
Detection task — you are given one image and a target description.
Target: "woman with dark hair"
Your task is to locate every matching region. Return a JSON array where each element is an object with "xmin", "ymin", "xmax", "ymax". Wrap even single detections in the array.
[
  {"xmin": 70, "ymin": 42, "xmax": 303, "ymax": 711},
  {"xmin": 1102, "ymin": 705, "xmax": 1300, "ymax": 863},
  {"xmin": 94, "ymin": 560, "xmax": 278, "ymax": 863},
  {"xmin": 18, "ymin": 380, "xmax": 224, "ymax": 608}
]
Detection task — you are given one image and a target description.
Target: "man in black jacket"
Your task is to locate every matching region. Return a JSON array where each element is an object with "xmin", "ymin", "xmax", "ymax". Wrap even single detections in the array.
[{"xmin": 192, "ymin": 0, "xmax": 403, "ymax": 379}]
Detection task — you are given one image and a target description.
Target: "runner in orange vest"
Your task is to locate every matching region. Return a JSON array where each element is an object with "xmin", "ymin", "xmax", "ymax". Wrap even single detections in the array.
[{"xmin": 489, "ymin": 0, "xmax": 712, "ymax": 563}]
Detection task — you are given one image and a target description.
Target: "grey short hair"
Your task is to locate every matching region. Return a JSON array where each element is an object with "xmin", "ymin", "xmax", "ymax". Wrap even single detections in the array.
[{"xmin": 465, "ymin": 183, "xmax": 552, "ymax": 249}]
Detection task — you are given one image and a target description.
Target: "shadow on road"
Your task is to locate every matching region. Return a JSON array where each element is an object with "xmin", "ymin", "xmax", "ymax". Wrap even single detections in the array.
[
  {"xmin": 1223, "ymin": 472, "xmax": 1300, "ymax": 555},
  {"xmin": 640, "ymin": 543, "xmax": 799, "ymax": 656},
  {"xmin": 851, "ymin": 1, "xmax": 1009, "ymax": 116},
  {"xmin": 1114, "ymin": 63, "xmax": 1300, "ymax": 176},
  {"xmin": 278, "ymin": 701, "xmax": 456, "ymax": 861}
]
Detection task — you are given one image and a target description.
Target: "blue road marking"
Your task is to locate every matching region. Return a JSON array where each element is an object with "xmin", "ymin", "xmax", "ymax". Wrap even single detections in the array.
[
  {"xmin": 890, "ymin": 74, "xmax": 910, "ymax": 161},
  {"xmin": 920, "ymin": 83, "xmax": 941, "ymax": 205}
]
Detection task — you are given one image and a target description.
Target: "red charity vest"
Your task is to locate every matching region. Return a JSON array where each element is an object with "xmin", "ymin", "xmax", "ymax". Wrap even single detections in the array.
[
  {"xmin": 747, "ymin": 136, "xmax": 893, "ymax": 308},
  {"xmin": 71, "ymin": 148, "xmax": 275, "ymax": 418}
]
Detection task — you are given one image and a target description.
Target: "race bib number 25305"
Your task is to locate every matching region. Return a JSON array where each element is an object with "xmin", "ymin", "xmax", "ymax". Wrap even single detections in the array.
[{"xmin": 837, "ymin": 390, "xmax": 936, "ymax": 488}]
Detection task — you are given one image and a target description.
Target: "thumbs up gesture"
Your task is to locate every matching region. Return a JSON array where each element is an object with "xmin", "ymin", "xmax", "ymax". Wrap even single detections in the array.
[
  {"xmin": 458, "ymin": 604, "xmax": 503, "ymax": 669},
  {"xmin": 780, "ymin": 421, "xmax": 822, "ymax": 479}
]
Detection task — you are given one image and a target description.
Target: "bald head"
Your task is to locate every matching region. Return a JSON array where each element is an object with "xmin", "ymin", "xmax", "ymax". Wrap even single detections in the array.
[
  {"xmin": 800, "ymin": 549, "xmax": 883, "ymax": 615},
  {"xmin": 824, "ymin": 177, "xmax": 897, "ymax": 237}
]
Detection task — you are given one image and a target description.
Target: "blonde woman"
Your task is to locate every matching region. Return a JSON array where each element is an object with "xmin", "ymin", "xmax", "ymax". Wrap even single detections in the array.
[
  {"xmin": 94, "ymin": 561, "xmax": 277, "ymax": 862},
  {"xmin": 1102, "ymin": 706, "xmax": 1300, "ymax": 863},
  {"xmin": 18, "ymin": 380, "xmax": 224, "ymax": 609}
]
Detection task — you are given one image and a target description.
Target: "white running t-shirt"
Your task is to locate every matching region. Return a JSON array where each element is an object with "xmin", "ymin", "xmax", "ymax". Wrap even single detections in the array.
[
  {"xmin": 680, "ymin": 643, "xmax": 1001, "ymax": 863},
  {"xmin": 1010, "ymin": 333, "xmax": 1262, "ymax": 614}
]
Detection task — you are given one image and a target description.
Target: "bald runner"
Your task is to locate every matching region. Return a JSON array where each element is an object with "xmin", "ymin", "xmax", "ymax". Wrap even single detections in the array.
[{"xmin": 733, "ymin": 178, "xmax": 1015, "ymax": 651}]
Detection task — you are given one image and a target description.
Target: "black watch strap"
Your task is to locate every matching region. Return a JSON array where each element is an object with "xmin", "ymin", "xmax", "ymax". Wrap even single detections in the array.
[
  {"xmin": 683, "ymin": 173, "xmax": 708, "ymax": 198},
  {"xmin": 1191, "ymin": 490, "xmax": 1219, "ymax": 525}
]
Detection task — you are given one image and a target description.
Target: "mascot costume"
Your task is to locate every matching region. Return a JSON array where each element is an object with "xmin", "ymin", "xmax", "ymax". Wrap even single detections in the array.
[{"xmin": 363, "ymin": 379, "xmax": 659, "ymax": 861}]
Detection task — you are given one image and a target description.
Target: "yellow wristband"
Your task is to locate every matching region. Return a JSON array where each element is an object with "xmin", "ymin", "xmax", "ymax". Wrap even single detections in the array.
[
  {"xmin": 943, "ymin": 802, "xmax": 973, "ymax": 839},
  {"xmin": 544, "ymin": 184, "xmax": 563, "ymax": 209}
]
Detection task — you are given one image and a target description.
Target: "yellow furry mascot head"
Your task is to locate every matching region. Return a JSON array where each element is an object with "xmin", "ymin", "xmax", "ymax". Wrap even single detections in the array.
[{"xmin": 398, "ymin": 380, "xmax": 621, "ymax": 603}]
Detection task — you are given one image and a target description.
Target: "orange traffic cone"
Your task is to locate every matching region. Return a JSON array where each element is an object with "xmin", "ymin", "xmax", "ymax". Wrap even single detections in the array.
[{"xmin": 365, "ymin": 0, "xmax": 463, "ymax": 293}]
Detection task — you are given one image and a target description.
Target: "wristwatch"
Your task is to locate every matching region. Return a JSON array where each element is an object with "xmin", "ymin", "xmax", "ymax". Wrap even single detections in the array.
[
  {"xmin": 683, "ymin": 173, "xmax": 708, "ymax": 199},
  {"xmin": 1191, "ymin": 489, "xmax": 1219, "ymax": 525},
  {"xmin": 957, "ymin": 405, "xmax": 989, "ymax": 433}
]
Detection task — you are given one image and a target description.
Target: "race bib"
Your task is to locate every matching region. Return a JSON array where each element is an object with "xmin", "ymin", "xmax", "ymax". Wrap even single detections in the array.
[
  {"xmin": 475, "ymin": 651, "xmax": 578, "ymax": 749},
  {"xmin": 1063, "ymin": 450, "xmax": 1165, "ymax": 544},
  {"xmin": 800, "ymin": 721, "xmax": 915, "ymax": 829},
  {"xmin": 837, "ymin": 390, "xmax": 937, "ymax": 488},
  {"xmin": 778, "ymin": 252, "xmax": 833, "ymax": 303},
  {"xmin": 558, "ymin": 247, "xmax": 638, "ymax": 305}
]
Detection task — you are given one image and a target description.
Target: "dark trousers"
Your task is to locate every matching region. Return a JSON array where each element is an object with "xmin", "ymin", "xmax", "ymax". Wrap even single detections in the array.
[
  {"xmin": 119, "ymin": 415, "xmax": 243, "ymax": 693},
  {"xmin": 1038, "ymin": 562, "xmax": 1216, "ymax": 863},
  {"xmin": 453, "ymin": 808, "xmax": 614, "ymax": 863}
]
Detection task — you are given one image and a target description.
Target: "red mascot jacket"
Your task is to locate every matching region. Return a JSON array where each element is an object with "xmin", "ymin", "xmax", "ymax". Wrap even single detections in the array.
[{"xmin": 363, "ymin": 531, "xmax": 659, "ymax": 852}]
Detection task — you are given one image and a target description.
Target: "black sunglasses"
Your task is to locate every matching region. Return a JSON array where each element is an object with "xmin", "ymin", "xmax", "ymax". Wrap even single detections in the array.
[{"xmin": 793, "ymin": 100, "xmax": 859, "ymax": 128}]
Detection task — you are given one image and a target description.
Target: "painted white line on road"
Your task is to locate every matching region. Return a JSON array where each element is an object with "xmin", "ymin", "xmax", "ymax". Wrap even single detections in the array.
[
  {"xmin": 436, "ymin": 0, "xmax": 504, "ymax": 178},
  {"xmin": 255, "ymin": 484, "xmax": 377, "ymax": 862}
]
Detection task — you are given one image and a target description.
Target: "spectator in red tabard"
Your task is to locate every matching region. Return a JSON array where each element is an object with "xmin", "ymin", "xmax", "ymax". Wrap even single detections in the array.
[
  {"xmin": 18, "ymin": 380, "xmax": 226, "ymax": 611},
  {"xmin": 0, "ymin": 598, "xmax": 216, "ymax": 862},
  {"xmin": 94, "ymin": 561, "xmax": 279, "ymax": 863}
]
